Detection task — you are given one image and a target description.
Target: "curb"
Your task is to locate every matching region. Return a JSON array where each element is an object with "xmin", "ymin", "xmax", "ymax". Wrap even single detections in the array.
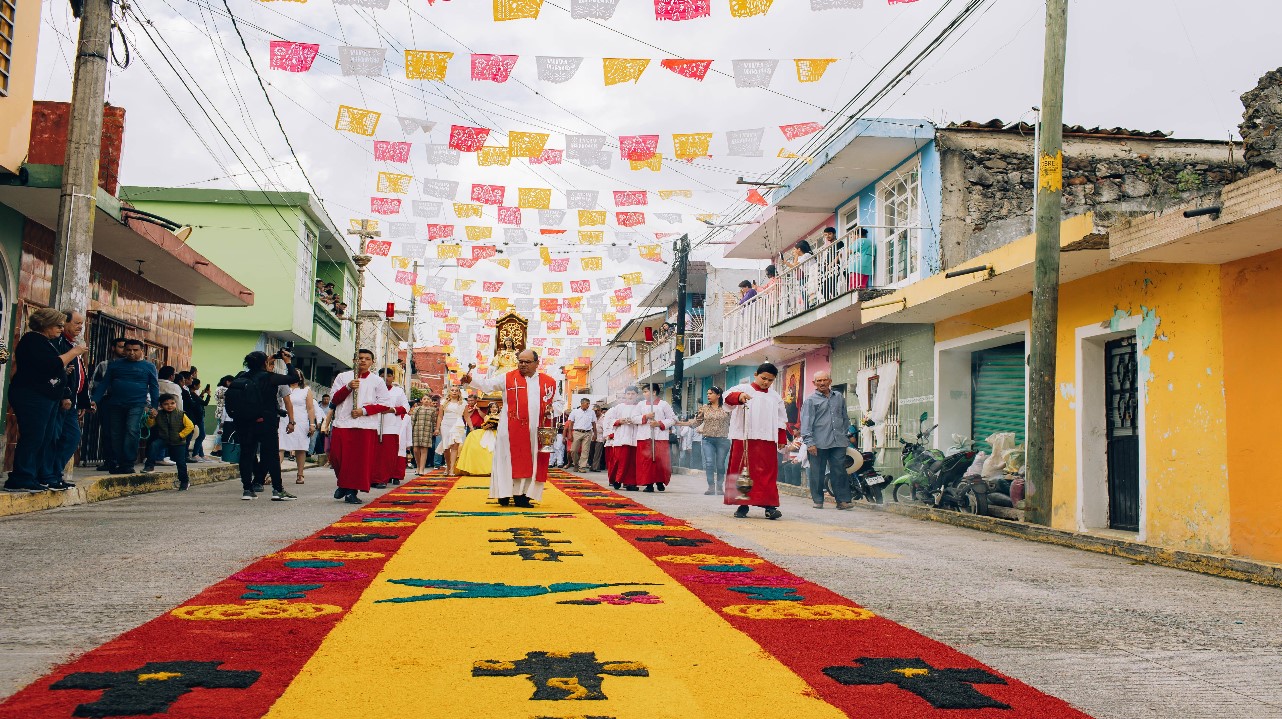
[
  {"xmin": 831, "ymin": 490, "xmax": 1282, "ymax": 590},
  {"xmin": 0, "ymin": 458, "xmax": 323, "ymax": 519}
]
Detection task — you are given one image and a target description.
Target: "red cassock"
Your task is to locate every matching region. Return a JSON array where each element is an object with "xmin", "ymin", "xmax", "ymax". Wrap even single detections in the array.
[
  {"xmin": 615, "ymin": 445, "xmax": 638, "ymax": 487},
  {"xmin": 380, "ymin": 407, "xmax": 408, "ymax": 481},
  {"xmin": 723, "ymin": 439, "xmax": 781, "ymax": 507},
  {"xmin": 635, "ymin": 440, "xmax": 671, "ymax": 486},
  {"xmin": 330, "ymin": 429, "xmax": 381, "ymax": 492},
  {"xmin": 604, "ymin": 446, "xmax": 616, "ymax": 483}
]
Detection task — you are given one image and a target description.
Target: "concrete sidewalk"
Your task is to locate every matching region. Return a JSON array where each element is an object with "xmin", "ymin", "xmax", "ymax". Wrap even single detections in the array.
[{"xmin": 0, "ymin": 457, "xmax": 325, "ymax": 519}]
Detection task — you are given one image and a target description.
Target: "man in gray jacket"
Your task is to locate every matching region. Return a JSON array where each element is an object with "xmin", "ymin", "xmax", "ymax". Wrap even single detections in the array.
[{"xmin": 800, "ymin": 371, "xmax": 853, "ymax": 510}]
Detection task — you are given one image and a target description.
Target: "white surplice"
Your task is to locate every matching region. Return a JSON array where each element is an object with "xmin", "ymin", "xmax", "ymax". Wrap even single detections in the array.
[{"xmin": 382, "ymin": 385, "xmax": 411, "ymax": 454}]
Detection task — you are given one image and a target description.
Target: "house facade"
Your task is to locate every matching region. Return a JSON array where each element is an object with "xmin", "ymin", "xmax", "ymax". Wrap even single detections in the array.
[{"xmin": 118, "ymin": 188, "xmax": 358, "ymax": 388}]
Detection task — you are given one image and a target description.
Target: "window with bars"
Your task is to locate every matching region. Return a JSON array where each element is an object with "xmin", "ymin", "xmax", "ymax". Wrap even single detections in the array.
[
  {"xmin": 852, "ymin": 341, "xmax": 901, "ymax": 450},
  {"xmin": 0, "ymin": 0, "xmax": 15, "ymax": 96},
  {"xmin": 877, "ymin": 161, "xmax": 921, "ymax": 285}
]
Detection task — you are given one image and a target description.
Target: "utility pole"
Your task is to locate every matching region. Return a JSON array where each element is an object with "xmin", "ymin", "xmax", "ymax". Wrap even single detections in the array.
[
  {"xmin": 670, "ymin": 234, "xmax": 690, "ymax": 416},
  {"xmin": 404, "ymin": 260, "xmax": 418, "ymax": 394},
  {"xmin": 1026, "ymin": 0, "xmax": 1068, "ymax": 526},
  {"xmin": 50, "ymin": 0, "xmax": 113, "ymax": 313},
  {"xmin": 345, "ymin": 220, "xmax": 378, "ymax": 365}
]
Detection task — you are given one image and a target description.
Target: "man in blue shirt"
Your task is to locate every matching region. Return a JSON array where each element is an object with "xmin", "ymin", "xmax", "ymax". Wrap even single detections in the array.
[
  {"xmin": 90, "ymin": 339, "xmax": 159, "ymax": 474},
  {"xmin": 800, "ymin": 370, "xmax": 853, "ymax": 509}
]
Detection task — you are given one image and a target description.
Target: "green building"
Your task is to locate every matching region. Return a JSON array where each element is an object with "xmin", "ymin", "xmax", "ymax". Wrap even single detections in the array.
[{"xmin": 117, "ymin": 188, "xmax": 358, "ymax": 387}]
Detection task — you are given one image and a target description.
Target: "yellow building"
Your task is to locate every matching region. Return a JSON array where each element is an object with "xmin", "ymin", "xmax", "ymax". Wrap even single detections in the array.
[
  {"xmin": 864, "ymin": 172, "xmax": 1282, "ymax": 565},
  {"xmin": 0, "ymin": 0, "xmax": 43, "ymax": 176}
]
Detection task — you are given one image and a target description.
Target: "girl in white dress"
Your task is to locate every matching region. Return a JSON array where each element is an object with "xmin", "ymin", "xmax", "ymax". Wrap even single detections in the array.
[
  {"xmin": 437, "ymin": 385, "xmax": 467, "ymax": 475},
  {"xmin": 278, "ymin": 371, "xmax": 316, "ymax": 484}
]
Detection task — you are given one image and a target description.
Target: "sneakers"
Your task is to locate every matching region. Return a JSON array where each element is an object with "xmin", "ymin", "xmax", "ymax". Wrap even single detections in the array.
[
  {"xmin": 704, "ymin": 488, "xmax": 716, "ymax": 495},
  {"xmin": 142, "ymin": 464, "xmax": 155, "ymax": 473},
  {"xmin": 4, "ymin": 482, "xmax": 45, "ymax": 493},
  {"xmin": 158, "ymin": 459, "xmax": 176, "ymax": 466},
  {"xmin": 177, "ymin": 482, "xmax": 189, "ymax": 491},
  {"xmin": 45, "ymin": 481, "xmax": 73, "ymax": 491},
  {"xmin": 241, "ymin": 489, "xmax": 256, "ymax": 500},
  {"xmin": 271, "ymin": 490, "xmax": 297, "ymax": 501}
]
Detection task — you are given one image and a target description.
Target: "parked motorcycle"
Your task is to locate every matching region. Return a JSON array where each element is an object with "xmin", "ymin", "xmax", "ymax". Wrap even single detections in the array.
[
  {"xmin": 827, "ymin": 448, "xmax": 888, "ymax": 503},
  {"xmin": 956, "ymin": 445, "xmax": 1023, "ymax": 515},
  {"xmin": 890, "ymin": 413, "xmax": 976, "ymax": 507}
]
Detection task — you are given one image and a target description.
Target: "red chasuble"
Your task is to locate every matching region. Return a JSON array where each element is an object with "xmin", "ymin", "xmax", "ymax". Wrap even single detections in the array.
[{"xmin": 504, "ymin": 369, "xmax": 557, "ymax": 481}]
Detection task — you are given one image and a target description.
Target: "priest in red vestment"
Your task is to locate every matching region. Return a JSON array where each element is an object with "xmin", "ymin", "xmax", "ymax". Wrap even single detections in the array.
[
  {"xmin": 461, "ymin": 349, "xmax": 557, "ymax": 508},
  {"xmin": 723, "ymin": 363, "xmax": 789, "ymax": 520},
  {"xmin": 328, "ymin": 349, "xmax": 394, "ymax": 504}
]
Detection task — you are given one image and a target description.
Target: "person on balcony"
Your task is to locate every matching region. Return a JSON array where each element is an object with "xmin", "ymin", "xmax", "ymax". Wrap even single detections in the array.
[
  {"xmin": 760, "ymin": 264, "xmax": 778, "ymax": 294},
  {"xmin": 792, "ymin": 240, "xmax": 818, "ymax": 309},
  {"xmin": 849, "ymin": 227, "xmax": 875, "ymax": 290},
  {"xmin": 822, "ymin": 226, "xmax": 848, "ymax": 295},
  {"xmin": 737, "ymin": 280, "xmax": 757, "ymax": 305}
]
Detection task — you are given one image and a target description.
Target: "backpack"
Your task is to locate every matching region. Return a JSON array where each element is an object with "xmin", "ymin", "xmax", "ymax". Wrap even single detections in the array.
[{"xmin": 224, "ymin": 371, "xmax": 270, "ymax": 422}]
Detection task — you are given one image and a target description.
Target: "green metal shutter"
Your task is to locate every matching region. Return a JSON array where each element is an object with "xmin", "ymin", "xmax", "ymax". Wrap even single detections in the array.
[{"xmin": 971, "ymin": 343, "xmax": 1026, "ymax": 451}]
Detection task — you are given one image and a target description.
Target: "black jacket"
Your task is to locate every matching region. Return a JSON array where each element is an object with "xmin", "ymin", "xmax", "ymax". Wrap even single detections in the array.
[{"xmin": 13, "ymin": 332, "xmax": 67, "ymax": 401}]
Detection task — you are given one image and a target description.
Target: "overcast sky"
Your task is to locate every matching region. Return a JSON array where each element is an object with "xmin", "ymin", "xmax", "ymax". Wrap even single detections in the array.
[{"xmin": 32, "ymin": 0, "xmax": 1280, "ymax": 356}]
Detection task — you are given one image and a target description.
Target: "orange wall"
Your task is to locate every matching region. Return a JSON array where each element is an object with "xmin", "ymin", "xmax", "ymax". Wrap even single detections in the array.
[
  {"xmin": 1221, "ymin": 248, "xmax": 1282, "ymax": 563},
  {"xmin": 935, "ymin": 263, "xmax": 1233, "ymax": 553}
]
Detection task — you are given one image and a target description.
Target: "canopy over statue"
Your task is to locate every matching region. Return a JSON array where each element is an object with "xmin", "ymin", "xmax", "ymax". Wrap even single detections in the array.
[{"xmin": 493, "ymin": 312, "xmax": 529, "ymax": 374}]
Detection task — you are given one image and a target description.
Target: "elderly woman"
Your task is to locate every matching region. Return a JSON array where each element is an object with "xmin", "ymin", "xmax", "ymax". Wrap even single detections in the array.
[{"xmin": 4, "ymin": 308, "xmax": 87, "ymax": 493}]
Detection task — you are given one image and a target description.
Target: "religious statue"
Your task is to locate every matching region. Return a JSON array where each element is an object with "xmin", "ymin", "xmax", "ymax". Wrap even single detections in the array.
[{"xmin": 492, "ymin": 312, "xmax": 530, "ymax": 374}]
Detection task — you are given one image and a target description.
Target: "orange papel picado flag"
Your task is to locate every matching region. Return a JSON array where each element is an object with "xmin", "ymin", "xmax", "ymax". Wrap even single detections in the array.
[
  {"xmin": 404, "ymin": 50, "xmax": 453, "ymax": 80},
  {"xmin": 335, "ymin": 105, "xmax": 381, "ymax": 136},
  {"xmin": 795, "ymin": 58, "xmax": 838, "ymax": 83}
]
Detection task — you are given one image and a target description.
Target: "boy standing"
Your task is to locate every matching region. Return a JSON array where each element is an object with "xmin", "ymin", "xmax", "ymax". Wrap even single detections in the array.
[
  {"xmin": 146, "ymin": 394, "xmax": 194, "ymax": 490},
  {"xmin": 724, "ymin": 363, "xmax": 789, "ymax": 520}
]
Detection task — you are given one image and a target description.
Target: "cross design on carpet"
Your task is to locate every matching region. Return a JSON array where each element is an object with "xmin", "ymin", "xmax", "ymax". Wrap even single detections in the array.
[
  {"xmin": 376, "ymin": 579, "xmax": 660, "ymax": 603},
  {"xmin": 472, "ymin": 651, "xmax": 648, "ymax": 700},
  {"xmin": 822, "ymin": 657, "xmax": 1010, "ymax": 709},
  {"xmin": 240, "ymin": 584, "xmax": 323, "ymax": 600},
  {"xmin": 49, "ymin": 661, "xmax": 260, "ymax": 717},
  {"xmin": 490, "ymin": 527, "xmax": 583, "ymax": 562}
]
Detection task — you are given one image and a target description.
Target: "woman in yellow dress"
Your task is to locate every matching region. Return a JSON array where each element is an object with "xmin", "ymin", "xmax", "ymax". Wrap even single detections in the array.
[{"xmin": 455, "ymin": 396, "xmax": 501, "ymax": 476}]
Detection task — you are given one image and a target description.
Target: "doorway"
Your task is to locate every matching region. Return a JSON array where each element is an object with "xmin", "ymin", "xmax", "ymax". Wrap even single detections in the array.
[{"xmin": 1105, "ymin": 336, "xmax": 1140, "ymax": 531}]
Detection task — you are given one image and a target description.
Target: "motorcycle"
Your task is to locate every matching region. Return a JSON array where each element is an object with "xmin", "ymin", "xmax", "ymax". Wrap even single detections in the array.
[
  {"xmin": 827, "ymin": 447, "xmax": 888, "ymax": 503},
  {"xmin": 889, "ymin": 413, "xmax": 976, "ymax": 507},
  {"xmin": 956, "ymin": 446, "xmax": 1023, "ymax": 515}
]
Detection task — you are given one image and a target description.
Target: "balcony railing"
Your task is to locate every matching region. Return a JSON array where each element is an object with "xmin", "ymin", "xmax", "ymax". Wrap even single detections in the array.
[
  {"xmin": 314, "ymin": 301, "xmax": 342, "ymax": 340},
  {"xmin": 637, "ymin": 332, "xmax": 705, "ymax": 379},
  {"xmin": 774, "ymin": 230, "xmax": 879, "ymax": 323},
  {"xmin": 724, "ymin": 290, "xmax": 778, "ymax": 357}
]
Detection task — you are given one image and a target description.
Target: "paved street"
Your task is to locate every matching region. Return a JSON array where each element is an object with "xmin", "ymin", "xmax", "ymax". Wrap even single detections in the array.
[{"xmin": 0, "ymin": 470, "xmax": 1279, "ymax": 718}]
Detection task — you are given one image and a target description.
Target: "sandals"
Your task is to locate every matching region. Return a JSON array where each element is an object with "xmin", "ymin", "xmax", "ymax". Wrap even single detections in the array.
[{"xmin": 295, "ymin": 476, "xmax": 305, "ymax": 484}]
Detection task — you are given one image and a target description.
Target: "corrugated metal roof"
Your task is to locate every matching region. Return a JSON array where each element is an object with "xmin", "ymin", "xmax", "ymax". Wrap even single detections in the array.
[{"xmin": 946, "ymin": 119, "xmax": 1170, "ymax": 140}]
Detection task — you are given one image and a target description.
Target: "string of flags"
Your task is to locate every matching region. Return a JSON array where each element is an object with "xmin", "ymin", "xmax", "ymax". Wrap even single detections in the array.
[
  {"xmin": 273, "ymin": 45, "xmax": 842, "ymax": 89},
  {"xmin": 259, "ymin": 0, "xmax": 922, "ymax": 23}
]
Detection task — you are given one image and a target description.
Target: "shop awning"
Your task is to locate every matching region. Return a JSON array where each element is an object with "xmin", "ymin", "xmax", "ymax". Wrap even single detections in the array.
[{"xmin": 0, "ymin": 165, "xmax": 253, "ymax": 307}]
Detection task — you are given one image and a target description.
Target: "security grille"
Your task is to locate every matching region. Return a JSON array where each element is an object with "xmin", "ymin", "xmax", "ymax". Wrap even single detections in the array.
[{"xmin": 854, "ymin": 341, "xmax": 900, "ymax": 450}]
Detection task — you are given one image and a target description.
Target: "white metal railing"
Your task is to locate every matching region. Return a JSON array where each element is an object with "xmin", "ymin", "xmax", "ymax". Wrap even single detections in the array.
[
  {"xmin": 638, "ymin": 332, "xmax": 705, "ymax": 378},
  {"xmin": 723, "ymin": 289, "xmax": 779, "ymax": 356}
]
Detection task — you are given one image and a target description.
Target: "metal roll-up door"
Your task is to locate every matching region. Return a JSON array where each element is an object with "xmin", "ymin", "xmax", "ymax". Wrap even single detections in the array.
[{"xmin": 971, "ymin": 343, "xmax": 1026, "ymax": 451}]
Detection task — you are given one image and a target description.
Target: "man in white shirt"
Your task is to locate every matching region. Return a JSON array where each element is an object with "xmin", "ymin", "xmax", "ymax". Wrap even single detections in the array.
[{"xmin": 567, "ymin": 397, "xmax": 596, "ymax": 472}]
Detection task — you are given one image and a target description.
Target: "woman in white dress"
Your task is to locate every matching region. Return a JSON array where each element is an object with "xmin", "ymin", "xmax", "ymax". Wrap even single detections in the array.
[
  {"xmin": 437, "ymin": 385, "xmax": 467, "ymax": 475},
  {"xmin": 278, "ymin": 370, "xmax": 316, "ymax": 484}
]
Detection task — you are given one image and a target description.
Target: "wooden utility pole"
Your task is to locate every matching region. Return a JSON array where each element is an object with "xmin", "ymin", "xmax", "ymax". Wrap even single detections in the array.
[
  {"xmin": 1026, "ymin": 0, "xmax": 1068, "ymax": 526},
  {"xmin": 51, "ymin": 0, "xmax": 113, "ymax": 313},
  {"xmin": 670, "ymin": 234, "xmax": 690, "ymax": 416}
]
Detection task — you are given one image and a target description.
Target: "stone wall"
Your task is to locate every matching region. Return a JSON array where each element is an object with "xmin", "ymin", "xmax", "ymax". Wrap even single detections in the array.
[
  {"xmin": 937, "ymin": 128, "xmax": 1241, "ymax": 269},
  {"xmin": 1240, "ymin": 67, "xmax": 1282, "ymax": 176}
]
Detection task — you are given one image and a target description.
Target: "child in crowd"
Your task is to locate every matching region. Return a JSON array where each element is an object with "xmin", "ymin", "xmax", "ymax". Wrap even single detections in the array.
[{"xmin": 145, "ymin": 393, "xmax": 194, "ymax": 490}]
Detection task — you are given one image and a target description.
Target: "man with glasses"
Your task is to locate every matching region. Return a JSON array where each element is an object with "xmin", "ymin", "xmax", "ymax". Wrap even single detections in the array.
[
  {"xmin": 90, "ymin": 339, "xmax": 159, "ymax": 474},
  {"xmin": 461, "ymin": 349, "xmax": 557, "ymax": 508}
]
